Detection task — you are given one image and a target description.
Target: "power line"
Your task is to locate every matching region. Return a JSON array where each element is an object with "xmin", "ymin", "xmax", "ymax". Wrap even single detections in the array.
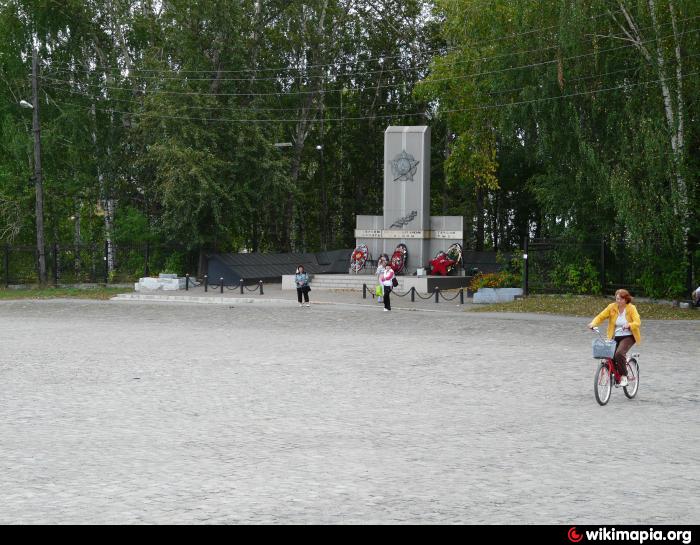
[
  {"xmin": 42, "ymin": 50, "xmax": 700, "ymax": 117},
  {"xmin": 50, "ymin": 7, "xmax": 688, "ymax": 83},
  {"xmin": 46, "ymin": 10, "xmax": 698, "ymax": 84},
  {"xmin": 49, "ymin": 70, "xmax": 698, "ymax": 125},
  {"xmin": 45, "ymin": 8, "xmax": 621, "ymax": 77},
  {"xmin": 41, "ymin": 26, "xmax": 699, "ymax": 99}
]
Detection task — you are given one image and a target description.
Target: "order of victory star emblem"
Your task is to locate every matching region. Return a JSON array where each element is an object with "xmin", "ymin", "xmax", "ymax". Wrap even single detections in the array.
[{"xmin": 390, "ymin": 150, "xmax": 419, "ymax": 181}]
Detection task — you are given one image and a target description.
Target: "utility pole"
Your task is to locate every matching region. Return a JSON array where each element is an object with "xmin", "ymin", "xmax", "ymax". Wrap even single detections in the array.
[{"xmin": 32, "ymin": 47, "xmax": 47, "ymax": 285}]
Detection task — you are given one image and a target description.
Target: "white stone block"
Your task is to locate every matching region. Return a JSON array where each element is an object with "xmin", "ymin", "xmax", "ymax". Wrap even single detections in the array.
[
  {"xmin": 473, "ymin": 287, "xmax": 523, "ymax": 304},
  {"xmin": 139, "ymin": 277, "xmax": 162, "ymax": 290},
  {"xmin": 161, "ymin": 278, "xmax": 181, "ymax": 290}
]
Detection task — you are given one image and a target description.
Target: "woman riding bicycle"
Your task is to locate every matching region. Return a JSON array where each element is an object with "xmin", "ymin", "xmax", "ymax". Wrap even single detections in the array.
[{"xmin": 587, "ymin": 289, "xmax": 642, "ymax": 387}]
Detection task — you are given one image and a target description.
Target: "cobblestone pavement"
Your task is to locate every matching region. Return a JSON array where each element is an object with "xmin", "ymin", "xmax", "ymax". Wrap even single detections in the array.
[
  {"xmin": 120, "ymin": 282, "xmax": 472, "ymax": 312},
  {"xmin": 0, "ymin": 299, "xmax": 698, "ymax": 524}
]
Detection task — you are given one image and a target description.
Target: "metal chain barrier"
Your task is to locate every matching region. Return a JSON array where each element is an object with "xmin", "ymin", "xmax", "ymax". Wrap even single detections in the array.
[
  {"xmin": 184, "ymin": 274, "xmax": 202, "ymax": 289},
  {"xmin": 362, "ymin": 283, "xmax": 464, "ymax": 304},
  {"xmin": 439, "ymin": 289, "xmax": 463, "ymax": 302},
  {"xmin": 391, "ymin": 289, "xmax": 412, "ymax": 298},
  {"xmin": 190, "ymin": 275, "xmax": 264, "ymax": 295}
]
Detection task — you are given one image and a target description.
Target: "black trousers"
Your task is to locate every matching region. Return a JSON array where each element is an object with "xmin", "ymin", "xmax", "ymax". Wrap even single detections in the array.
[
  {"xmin": 297, "ymin": 287, "xmax": 309, "ymax": 303},
  {"xmin": 383, "ymin": 286, "xmax": 392, "ymax": 310}
]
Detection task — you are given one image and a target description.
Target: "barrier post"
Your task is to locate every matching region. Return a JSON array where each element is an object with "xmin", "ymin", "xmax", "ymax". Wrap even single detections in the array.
[
  {"xmin": 411, "ymin": 287, "xmax": 415, "ymax": 302},
  {"xmin": 220, "ymin": 278, "xmax": 224, "ymax": 294},
  {"xmin": 204, "ymin": 275, "xmax": 208, "ymax": 292},
  {"xmin": 185, "ymin": 273, "xmax": 189, "ymax": 291},
  {"xmin": 240, "ymin": 278, "xmax": 244, "ymax": 294},
  {"xmin": 523, "ymin": 237, "xmax": 529, "ymax": 297},
  {"xmin": 4, "ymin": 245, "xmax": 9, "ymax": 287},
  {"xmin": 259, "ymin": 280, "xmax": 264, "ymax": 295},
  {"xmin": 434, "ymin": 287, "xmax": 439, "ymax": 303},
  {"xmin": 53, "ymin": 243, "xmax": 58, "ymax": 286},
  {"xmin": 363, "ymin": 284, "xmax": 367, "ymax": 299},
  {"xmin": 104, "ymin": 240, "xmax": 109, "ymax": 284},
  {"xmin": 460, "ymin": 288, "xmax": 464, "ymax": 305}
]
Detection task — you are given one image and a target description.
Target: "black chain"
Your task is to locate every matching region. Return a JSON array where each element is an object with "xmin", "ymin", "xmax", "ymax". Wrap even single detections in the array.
[
  {"xmin": 244, "ymin": 284, "xmax": 261, "ymax": 292},
  {"xmin": 439, "ymin": 290, "xmax": 462, "ymax": 301},
  {"xmin": 414, "ymin": 290, "xmax": 434, "ymax": 300},
  {"xmin": 392, "ymin": 290, "xmax": 411, "ymax": 298}
]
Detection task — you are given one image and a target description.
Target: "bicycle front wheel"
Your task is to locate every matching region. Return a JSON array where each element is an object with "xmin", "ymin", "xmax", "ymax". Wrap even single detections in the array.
[
  {"xmin": 624, "ymin": 359, "xmax": 640, "ymax": 399},
  {"xmin": 594, "ymin": 364, "xmax": 612, "ymax": 406}
]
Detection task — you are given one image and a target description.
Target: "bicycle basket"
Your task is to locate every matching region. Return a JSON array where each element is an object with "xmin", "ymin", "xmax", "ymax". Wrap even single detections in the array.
[{"xmin": 592, "ymin": 338, "xmax": 616, "ymax": 359}]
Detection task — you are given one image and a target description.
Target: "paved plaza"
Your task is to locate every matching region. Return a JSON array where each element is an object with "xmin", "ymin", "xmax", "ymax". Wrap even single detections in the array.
[{"xmin": 0, "ymin": 297, "xmax": 698, "ymax": 524}]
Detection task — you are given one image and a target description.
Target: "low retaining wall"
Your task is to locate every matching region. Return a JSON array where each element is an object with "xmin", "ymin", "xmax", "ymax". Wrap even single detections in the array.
[{"xmin": 473, "ymin": 287, "xmax": 523, "ymax": 304}]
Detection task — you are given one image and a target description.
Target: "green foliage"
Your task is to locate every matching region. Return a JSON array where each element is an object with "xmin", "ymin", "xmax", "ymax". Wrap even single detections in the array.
[
  {"xmin": 114, "ymin": 207, "xmax": 151, "ymax": 244},
  {"xmin": 0, "ymin": 0, "xmax": 697, "ymax": 292},
  {"xmin": 470, "ymin": 295, "xmax": 700, "ymax": 320},
  {"xmin": 636, "ymin": 260, "xmax": 688, "ymax": 300},
  {"xmin": 550, "ymin": 257, "xmax": 602, "ymax": 295},
  {"xmin": 469, "ymin": 270, "xmax": 520, "ymax": 291},
  {"xmin": 159, "ymin": 252, "xmax": 186, "ymax": 276}
]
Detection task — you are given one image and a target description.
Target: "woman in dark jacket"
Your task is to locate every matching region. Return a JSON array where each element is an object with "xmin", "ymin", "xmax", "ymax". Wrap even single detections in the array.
[{"xmin": 295, "ymin": 265, "xmax": 311, "ymax": 307}]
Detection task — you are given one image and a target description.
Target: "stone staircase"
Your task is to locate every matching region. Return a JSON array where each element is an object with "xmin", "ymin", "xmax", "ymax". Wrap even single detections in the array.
[{"xmin": 308, "ymin": 274, "xmax": 404, "ymax": 291}]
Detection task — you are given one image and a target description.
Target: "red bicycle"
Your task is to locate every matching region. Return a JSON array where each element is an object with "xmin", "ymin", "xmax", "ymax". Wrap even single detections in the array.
[{"xmin": 591, "ymin": 327, "xmax": 640, "ymax": 406}]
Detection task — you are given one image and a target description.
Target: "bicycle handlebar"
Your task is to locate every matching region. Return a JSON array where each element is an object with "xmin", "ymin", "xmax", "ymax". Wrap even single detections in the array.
[{"xmin": 590, "ymin": 326, "xmax": 626, "ymax": 338}]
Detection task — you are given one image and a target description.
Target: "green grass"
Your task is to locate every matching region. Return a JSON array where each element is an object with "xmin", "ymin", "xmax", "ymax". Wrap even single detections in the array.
[
  {"xmin": 0, "ymin": 287, "xmax": 132, "ymax": 300},
  {"xmin": 469, "ymin": 294, "xmax": 700, "ymax": 320}
]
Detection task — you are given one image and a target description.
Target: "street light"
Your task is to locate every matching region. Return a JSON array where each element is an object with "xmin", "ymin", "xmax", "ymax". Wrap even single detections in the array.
[{"xmin": 21, "ymin": 47, "xmax": 47, "ymax": 285}]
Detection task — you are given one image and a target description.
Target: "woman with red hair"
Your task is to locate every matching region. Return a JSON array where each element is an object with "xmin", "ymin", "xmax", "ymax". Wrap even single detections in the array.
[{"xmin": 588, "ymin": 289, "xmax": 642, "ymax": 387}]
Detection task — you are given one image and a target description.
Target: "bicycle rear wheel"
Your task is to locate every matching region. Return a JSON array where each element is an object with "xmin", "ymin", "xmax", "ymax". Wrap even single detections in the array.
[
  {"xmin": 594, "ymin": 363, "xmax": 612, "ymax": 406},
  {"xmin": 624, "ymin": 359, "xmax": 640, "ymax": 399}
]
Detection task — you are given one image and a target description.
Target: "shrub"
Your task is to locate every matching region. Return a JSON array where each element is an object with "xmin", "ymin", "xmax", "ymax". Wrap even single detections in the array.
[
  {"xmin": 550, "ymin": 257, "xmax": 602, "ymax": 295},
  {"xmin": 469, "ymin": 270, "xmax": 520, "ymax": 291}
]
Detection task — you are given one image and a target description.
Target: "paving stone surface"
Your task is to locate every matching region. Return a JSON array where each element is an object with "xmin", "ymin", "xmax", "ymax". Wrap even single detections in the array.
[{"xmin": 0, "ymin": 298, "xmax": 698, "ymax": 524}]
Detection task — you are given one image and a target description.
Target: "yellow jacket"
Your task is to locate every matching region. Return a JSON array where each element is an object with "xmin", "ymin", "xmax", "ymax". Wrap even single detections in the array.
[{"xmin": 590, "ymin": 303, "xmax": 642, "ymax": 344}]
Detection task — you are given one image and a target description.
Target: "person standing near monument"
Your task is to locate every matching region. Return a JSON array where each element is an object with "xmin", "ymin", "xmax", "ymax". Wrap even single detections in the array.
[
  {"xmin": 375, "ymin": 256, "xmax": 387, "ymax": 303},
  {"xmin": 381, "ymin": 265, "xmax": 395, "ymax": 311},
  {"xmin": 295, "ymin": 265, "xmax": 311, "ymax": 307}
]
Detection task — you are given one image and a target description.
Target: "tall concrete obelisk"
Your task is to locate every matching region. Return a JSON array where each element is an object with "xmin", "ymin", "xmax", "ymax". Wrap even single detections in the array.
[{"xmin": 355, "ymin": 126, "xmax": 463, "ymax": 274}]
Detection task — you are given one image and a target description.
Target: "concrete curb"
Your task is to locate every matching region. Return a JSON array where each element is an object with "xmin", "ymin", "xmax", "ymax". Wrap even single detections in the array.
[
  {"xmin": 111, "ymin": 294, "xmax": 299, "ymax": 305},
  {"xmin": 109, "ymin": 293, "xmax": 461, "ymax": 313}
]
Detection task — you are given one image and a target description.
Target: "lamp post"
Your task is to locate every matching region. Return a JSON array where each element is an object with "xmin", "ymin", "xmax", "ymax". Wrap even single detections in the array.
[
  {"xmin": 20, "ymin": 47, "xmax": 47, "ymax": 285},
  {"xmin": 316, "ymin": 144, "xmax": 327, "ymax": 250}
]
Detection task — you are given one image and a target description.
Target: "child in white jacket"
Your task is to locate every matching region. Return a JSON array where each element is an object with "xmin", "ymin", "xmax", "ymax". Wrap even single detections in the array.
[{"xmin": 381, "ymin": 266, "xmax": 395, "ymax": 311}]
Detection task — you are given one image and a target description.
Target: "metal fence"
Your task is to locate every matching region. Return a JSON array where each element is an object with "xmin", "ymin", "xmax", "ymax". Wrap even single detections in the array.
[
  {"xmin": 2, "ymin": 242, "xmax": 197, "ymax": 286},
  {"xmin": 524, "ymin": 237, "xmax": 697, "ymax": 297}
]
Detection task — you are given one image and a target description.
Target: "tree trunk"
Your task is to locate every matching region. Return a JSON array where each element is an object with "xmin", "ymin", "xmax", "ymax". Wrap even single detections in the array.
[
  {"xmin": 73, "ymin": 201, "xmax": 81, "ymax": 279},
  {"xmin": 615, "ymin": 0, "xmax": 687, "ymax": 225},
  {"xmin": 281, "ymin": 0, "xmax": 329, "ymax": 252},
  {"xmin": 90, "ymin": 104, "xmax": 116, "ymax": 273},
  {"xmin": 475, "ymin": 187, "xmax": 485, "ymax": 251}
]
